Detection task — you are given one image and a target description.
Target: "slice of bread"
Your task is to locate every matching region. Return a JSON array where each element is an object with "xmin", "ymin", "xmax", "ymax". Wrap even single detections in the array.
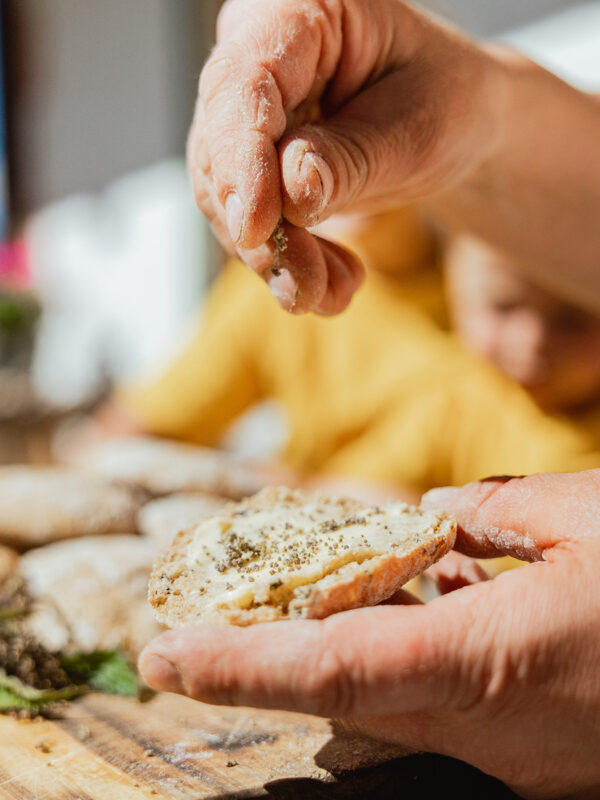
[
  {"xmin": 149, "ymin": 487, "xmax": 456, "ymax": 627},
  {"xmin": 0, "ymin": 466, "xmax": 142, "ymax": 549},
  {"xmin": 75, "ymin": 436, "xmax": 266, "ymax": 499},
  {"xmin": 21, "ymin": 535, "xmax": 163, "ymax": 660}
]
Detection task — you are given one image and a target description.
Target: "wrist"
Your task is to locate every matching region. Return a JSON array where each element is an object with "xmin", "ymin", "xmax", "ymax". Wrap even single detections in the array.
[
  {"xmin": 464, "ymin": 42, "xmax": 517, "ymax": 180},
  {"xmin": 479, "ymin": 44, "xmax": 542, "ymax": 163}
]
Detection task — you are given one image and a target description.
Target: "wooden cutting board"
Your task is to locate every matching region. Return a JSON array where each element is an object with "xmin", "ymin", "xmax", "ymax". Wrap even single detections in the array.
[
  {"xmin": 0, "ymin": 691, "xmax": 519, "ymax": 799},
  {"xmin": 0, "ymin": 690, "xmax": 409, "ymax": 799}
]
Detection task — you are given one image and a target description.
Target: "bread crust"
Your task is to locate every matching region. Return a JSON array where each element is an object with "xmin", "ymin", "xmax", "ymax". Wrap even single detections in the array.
[{"xmin": 149, "ymin": 488, "xmax": 456, "ymax": 627}]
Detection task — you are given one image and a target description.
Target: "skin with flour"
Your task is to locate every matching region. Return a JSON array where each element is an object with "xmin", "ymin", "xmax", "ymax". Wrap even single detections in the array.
[{"xmin": 188, "ymin": 0, "xmax": 600, "ymax": 316}]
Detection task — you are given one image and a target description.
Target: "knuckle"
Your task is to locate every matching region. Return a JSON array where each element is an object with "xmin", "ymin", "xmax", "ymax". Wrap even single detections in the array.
[
  {"xmin": 197, "ymin": 647, "xmax": 248, "ymax": 708},
  {"xmin": 293, "ymin": 626, "xmax": 364, "ymax": 718},
  {"xmin": 336, "ymin": 134, "xmax": 370, "ymax": 203},
  {"xmin": 190, "ymin": 176, "xmax": 213, "ymax": 215},
  {"xmin": 412, "ymin": 605, "xmax": 495, "ymax": 716},
  {"xmin": 201, "ymin": 48, "xmax": 284, "ymax": 136},
  {"xmin": 452, "ymin": 602, "xmax": 519, "ymax": 717},
  {"xmin": 403, "ymin": 100, "xmax": 441, "ymax": 167},
  {"xmin": 199, "ymin": 51, "xmax": 237, "ymax": 104},
  {"xmin": 186, "ymin": 135, "xmax": 210, "ymax": 178}
]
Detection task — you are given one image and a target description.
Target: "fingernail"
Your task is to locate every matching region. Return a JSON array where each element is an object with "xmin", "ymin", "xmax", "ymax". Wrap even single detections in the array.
[
  {"xmin": 225, "ymin": 193, "xmax": 244, "ymax": 243},
  {"xmin": 139, "ymin": 653, "xmax": 185, "ymax": 695},
  {"xmin": 301, "ymin": 152, "xmax": 334, "ymax": 216},
  {"xmin": 266, "ymin": 268, "xmax": 298, "ymax": 312},
  {"xmin": 421, "ymin": 486, "xmax": 460, "ymax": 509}
]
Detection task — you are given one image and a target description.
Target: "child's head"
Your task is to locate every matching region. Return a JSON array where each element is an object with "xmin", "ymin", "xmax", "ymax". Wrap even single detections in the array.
[{"xmin": 445, "ymin": 236, "xmax": 600, "ymax": 413}]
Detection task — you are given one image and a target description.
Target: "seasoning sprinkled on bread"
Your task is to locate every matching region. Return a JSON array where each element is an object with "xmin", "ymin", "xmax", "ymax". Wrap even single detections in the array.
[{"xmin": 149, "ymin": 487, "xmax": 456, "ymax": 626}]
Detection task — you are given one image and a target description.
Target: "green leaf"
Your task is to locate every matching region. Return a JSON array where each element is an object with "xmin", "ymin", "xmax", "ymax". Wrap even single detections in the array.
[
  {"xmin": 0, "ymin": 668, "xmax": 85, "ymax": 713},
  {"xmin": 61, "ymin": 650, "xmax": 139, "ymax": 697},
  {"xmin": 0, "ymin": 606, "xmax": 27, "ymax": 622},
  {"xmin": 0, "ymin": 296, "xmax": 38, "ymax": 335}
]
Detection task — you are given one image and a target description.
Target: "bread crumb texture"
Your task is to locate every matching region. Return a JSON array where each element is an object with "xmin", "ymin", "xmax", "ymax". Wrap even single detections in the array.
[{"xmin": 149, "ymin": 487, "xmax": 456, "ymax": 626}]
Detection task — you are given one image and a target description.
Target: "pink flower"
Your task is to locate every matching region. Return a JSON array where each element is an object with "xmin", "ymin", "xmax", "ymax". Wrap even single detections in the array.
[{"xmin": 0, "ymin": 239, "xmax": 31, "ymax": 289}]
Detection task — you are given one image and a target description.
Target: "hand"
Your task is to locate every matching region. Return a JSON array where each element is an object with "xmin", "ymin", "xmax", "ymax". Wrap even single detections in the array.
[
  {"xmin": 140, "ymin": 471, "xmax": 600, "ymax": 798},
  {"xmin": 189, "ymin": 0, "xmax": 501, "ymax": 314}
]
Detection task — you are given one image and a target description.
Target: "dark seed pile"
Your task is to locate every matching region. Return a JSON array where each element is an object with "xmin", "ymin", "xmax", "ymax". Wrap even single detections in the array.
[
  {"xmin": 0, "ymin": 575, "xmax": 29, "ymax": 620},
  {"xmin": 204, "ymin": 508, "xmax": 381, "ymax": 576},
  {"xmin": 0, "ymin": 578, "xmax": 73, "ymax": 691},
  {"xmin": 0, "ymin": 628, "xmax": 73, "ymax": 691}
]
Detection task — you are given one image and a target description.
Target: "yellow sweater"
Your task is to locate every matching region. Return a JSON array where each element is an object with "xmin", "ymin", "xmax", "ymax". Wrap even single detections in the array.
[{"xmin": 122, "ymin": 259, "xmax": 600, "ymax": 495}]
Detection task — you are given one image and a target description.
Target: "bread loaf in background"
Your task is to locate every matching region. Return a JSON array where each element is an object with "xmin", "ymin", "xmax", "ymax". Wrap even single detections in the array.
[
  {"xmin": 0, "ymin": 466, "xmax": 142, "ymax": 549},
  {"xmin": 71, "ymin": 436, "xmax": 266, "ymax": 499}
]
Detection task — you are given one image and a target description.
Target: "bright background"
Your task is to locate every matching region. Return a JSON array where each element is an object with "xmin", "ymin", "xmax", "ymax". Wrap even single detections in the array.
[{"xmin": 1, "ymin": 0, "xmax": 599, "ymax": 457}]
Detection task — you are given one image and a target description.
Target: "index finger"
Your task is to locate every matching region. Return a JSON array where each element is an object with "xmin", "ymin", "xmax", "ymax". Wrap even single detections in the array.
[
  {"xmin": 194, "ymin": 0, "xmax": 342, "ymax": 250},
  {"xmin": 422, "ymin": 470, "xmax": 600, "ymax": 561}
]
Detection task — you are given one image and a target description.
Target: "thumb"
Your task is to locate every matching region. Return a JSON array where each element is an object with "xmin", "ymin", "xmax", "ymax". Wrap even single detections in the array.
[
  {"xmin": 422, "ymin": 470, "xmax": 600, "ymax": 561},
  {"xmin": 279, "ymin": 52, "xmax": 471, "ymax": 228},
  {"xmin": 139, "ymin": 600, "xmax": 488, "ymax": 720},
  {"xmin": 279, "ymin": 76, "xmax": 417, "ymax": 228}
]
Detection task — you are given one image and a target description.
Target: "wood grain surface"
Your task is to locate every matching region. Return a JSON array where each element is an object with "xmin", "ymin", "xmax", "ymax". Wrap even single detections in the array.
[{"xmin": 0, "ymin": 691, "xmax": 519, "ymax": 799}]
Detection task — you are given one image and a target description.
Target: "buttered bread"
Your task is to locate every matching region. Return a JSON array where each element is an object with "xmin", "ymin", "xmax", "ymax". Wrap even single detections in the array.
[{"xmin": 149, "ymin": 487, "xmax": 456, "ymax": 626}]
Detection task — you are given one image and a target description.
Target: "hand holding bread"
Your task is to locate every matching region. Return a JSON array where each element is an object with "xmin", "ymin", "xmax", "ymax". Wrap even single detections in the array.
[{"xmin": 140, "ymin": 472, "xmax": 600, "ymax": 799}]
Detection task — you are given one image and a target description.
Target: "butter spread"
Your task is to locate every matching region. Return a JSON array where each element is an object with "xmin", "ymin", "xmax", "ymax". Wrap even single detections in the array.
[{"xmin": 186, "ymin": 501, "xmax": 438, "ymax": 610}]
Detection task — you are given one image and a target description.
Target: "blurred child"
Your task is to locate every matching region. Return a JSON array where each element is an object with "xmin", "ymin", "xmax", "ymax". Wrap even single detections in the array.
[
  {"xmin": 444, "ymin": 233, "xmax": 600, "ymax": 576},
  {"xmin": 102, "ymin": 209, "xmax": 600, "ymax": 504},
  {"xmin": 445, "ymin": 234, "xmax": 600, "ymax": 423}
]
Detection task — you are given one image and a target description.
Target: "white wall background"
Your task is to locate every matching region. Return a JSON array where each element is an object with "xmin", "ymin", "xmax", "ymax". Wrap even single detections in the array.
[
  {"xmin": 420, "ymin": 0, "xmax": 577, "ymax": 34},
  {"xmin": 7, "ymin": 0, "xmax": 220, "ymax": 214}
]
